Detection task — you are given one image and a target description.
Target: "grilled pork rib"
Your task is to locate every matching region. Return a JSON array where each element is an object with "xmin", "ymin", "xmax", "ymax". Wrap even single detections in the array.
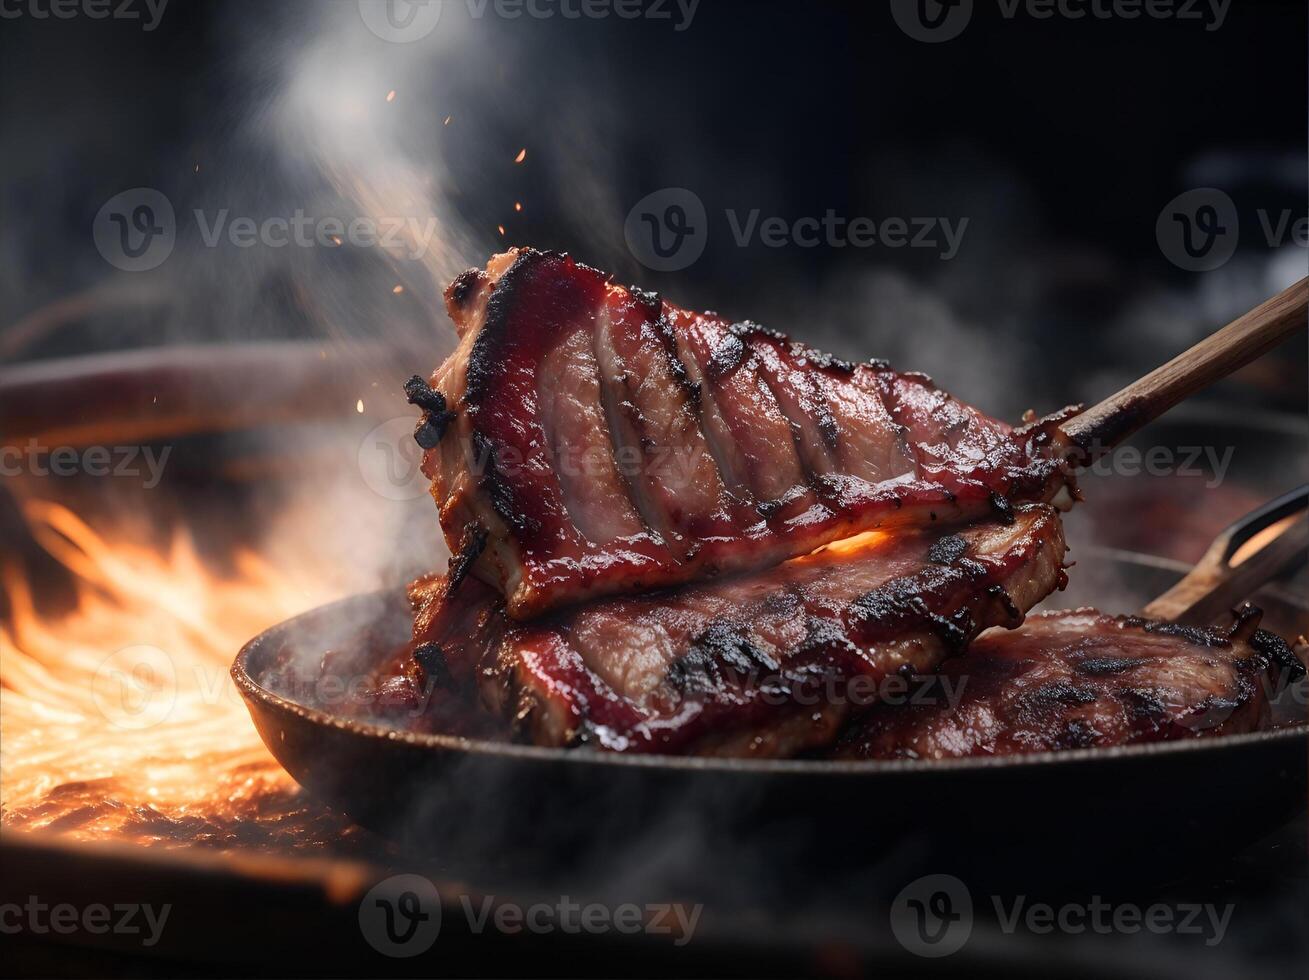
[
  {"xmin": 407, "ymin": 504, "xmax": 1067, "ymax": 757},
  {"xmin": 835, "ymin": 608, "xmax": 1305, "ymax": 760},
  {"xmin": 416, "ymin": 248, "xmax": 1074, "ymax": 619}
]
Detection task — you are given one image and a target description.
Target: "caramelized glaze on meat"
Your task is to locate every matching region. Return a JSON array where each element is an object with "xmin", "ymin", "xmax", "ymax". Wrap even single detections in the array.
[
  {"xmin": 408, "ymin": 505, "xmax": 1067, "ymax": 757},
  {"xmin": 417, "ymin": 248, "xmax": 1075, "ymax": 619},
  {"xmin": 835, "ymin": 608, "xmax": 1305, "ymax": 760}
]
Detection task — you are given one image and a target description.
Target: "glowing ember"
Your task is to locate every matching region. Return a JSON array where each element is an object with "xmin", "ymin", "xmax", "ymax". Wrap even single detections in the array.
[
  {"xmin": 385, "ymin": 89, "xmax": 396, "ymax": 102},
  {"xmin": 497, "ymin": 225, "xmax": 506, "ymax": 236},
  {"xmin": 801, "ymin": 530, "xmax": 888, "ymax": 561},
  {"xmin": 0, "ymin": 501, "xmax": 345, "ymax": 849},
  {"xmin": 356, "ymin": 399, "xmax": 365, "ymax": 414},
  {"xmin": 514, "ymin": 148, "xmax": 526, "ymax": 164},
  {"xmin": 392, "ymin": 284, "xmax": 404, "ymax": 294},
  {"xmin": 514, "ymin": 202, "xmax": 522, "ymax": 212}
]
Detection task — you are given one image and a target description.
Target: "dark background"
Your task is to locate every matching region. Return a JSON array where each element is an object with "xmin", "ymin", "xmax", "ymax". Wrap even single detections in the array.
[{"xmin": 1, "ymin": 0, "xmax": 1304, "ymax": 420}]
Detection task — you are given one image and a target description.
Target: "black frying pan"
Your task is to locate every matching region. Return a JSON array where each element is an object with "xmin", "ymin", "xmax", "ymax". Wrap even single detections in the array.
[{"xmin": 233, "ymin": 492, "xmax": 1308, "ymax": 898}]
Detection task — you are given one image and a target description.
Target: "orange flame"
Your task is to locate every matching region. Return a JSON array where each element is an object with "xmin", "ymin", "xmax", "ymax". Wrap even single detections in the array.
[{"xmin": 1, "ymin": 501, "xmax": 343, "ymax": 848}]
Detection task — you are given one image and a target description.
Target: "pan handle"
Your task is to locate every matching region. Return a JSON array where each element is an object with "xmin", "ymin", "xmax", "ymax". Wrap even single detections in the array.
[{"xmin": 1141, "ymin": 485, "xmax": 1308, "ymax": 625}]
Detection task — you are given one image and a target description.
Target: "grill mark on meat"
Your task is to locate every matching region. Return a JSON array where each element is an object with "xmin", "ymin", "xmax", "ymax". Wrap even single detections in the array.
[
  {"xmin": 629, "ymin": 285, "xmax": 661, "ymax": 317},
  {"xmin": 706, "ymin": 331, "xmax": 747, "ymax": 381},
  {"xmin": 815, "ymin": 353, "xmax": 859, "ymax": 373},
  {"xmin": 987, "ymin": 584, "xmax": 1022, "ymax": 624},
  {"xmin": 445, "ymin": 522, "xmax": 489, "ymax": 597},
  {"xmin": 989, "ymin": 491, "xmax": 1016, "ymax": 525},
  {"xmin": 754, "ymin": 486, "xmax": 809, "ymax": 521},
  {"xmin": 1248, "ymin": 627, "xmax": 1307, "ymax": 679},
  {"xmin": 846, "ymin": 559, "xmax": 988, "ymax": 656},
  {"xmin": 419, "ymin": 249, "xmax": 1074, "ymax": 618},
  {"xmin": 813, "ymin": 387, "xmax": 841, "ymax": 451},
  {"xmin": 464, "ymin": 250, "xmax": 535, "ymax": 406},
  {"xmin": 650, "ymin": 305, "xmax": 701, "ymax": 406},
  {"xmin": 594, "ymin": 322, "xmax": 670, "ymax": 542},
  {"xmin": 1189, "ymin": 694, "xmax": 1243, "ymax": 716},
  {"xmin": 537, "ymin": 327, "xmax": 645, "ymax": 544},
  {"xmin": 728, "ymin": 320, "xmax": 786, "ymax": 342},
  {"xmin": 928, "ymin": 534, "xmax": 967, "ymax": 565},
  {"xmin": 798, "ymin": 614, "xmax": 860, "ymax": 660},
  {"xmin": 761, "ymin": 584, "xmax": 804, "ymax": 616},
  {"xmin": 472, "ymin": 431, "xmax": 541, "ymax": 539},
  {"xmin": 836, "ymin": 608, "xmax": 1303, "ymax": 760},
  {"xmin": 1025, "ymin": 682, "xmax": 1099, "ymax": 708},
  {"xmin": 666, "ymin": 621, "xmax": 782, "ymax": 695},
  {"xmin": 597, "ymin": 383, "xmax": 665, "ymax": 539},
  {"xmin": 813, "ymin": 367, "xmax": 915, "ymax": 488},
  {"xmin": 1054, "ymin": 719, "xmax": 1101, "ymax": 750},
  {"xmin": 741, "ymin": 330, "xmax": 846, "ymax": 497},
  {"xmin": 413, "ymin": 642, "xmax": 452, "ymax": 689},
  {"xmin": 1077, "ymin": 657, "xmax": 1150, "ymax": 676},
  {"xmin": 593, "ymin": 288, "xmax": 729, "ymax": 549},
  {"xmin": 409, "ymin": 505, "xmax": 1065, "ymax": 756},
  {"xmin": 668, "ymin": 318, "xmax": 753, "ymax": 502},
  {"xmin": 668, "ymin": 311, "xmax": 807, "ymax": 516},
  {"xmin": 726, "ymin": 320, "xmax": 860, "ymax": 375},
  {"xmin": 1119, "ymin": 687, "xmax": 1170, "ymax": 728},
  {"xmin": 1117, "ymin": 616, "xmax": 1234, "ymax": 648}
]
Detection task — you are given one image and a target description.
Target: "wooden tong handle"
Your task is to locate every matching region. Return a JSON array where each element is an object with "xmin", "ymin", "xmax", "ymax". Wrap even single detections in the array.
[
  {"xmin": 1142, "ymin": 486, "xmax": 1309, "ymax": 625},
  {"xmin": 1061, "ymin": 277, "xmax": 1307, "ymax": 463}
]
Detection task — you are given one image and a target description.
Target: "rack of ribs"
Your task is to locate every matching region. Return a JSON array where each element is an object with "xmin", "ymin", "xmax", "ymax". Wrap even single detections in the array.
[
  {"xmin": 406, "ymin": 504, "xmax": 1067, "ymax": 757},
  {"xmin": 412, "ymin": 248, "xmax": 1075, "ymax": 619},
  {"xmin": 834, "ymin": 607, "xmax": 1305, "ymax": 759}
]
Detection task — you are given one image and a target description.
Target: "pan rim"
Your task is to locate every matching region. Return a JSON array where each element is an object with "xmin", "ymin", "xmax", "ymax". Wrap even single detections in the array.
[{"xmin": 232, "ymin": 588, "xmax": 1308, "ymax": 778}]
